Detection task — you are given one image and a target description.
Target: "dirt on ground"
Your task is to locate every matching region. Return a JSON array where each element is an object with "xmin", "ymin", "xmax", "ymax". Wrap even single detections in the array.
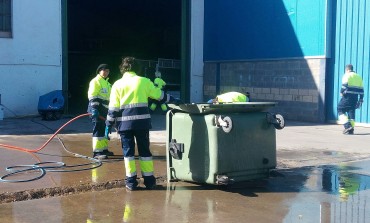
[{"xmin": 0, "ymin": 176, "xmax": 168, "ymax": 204}]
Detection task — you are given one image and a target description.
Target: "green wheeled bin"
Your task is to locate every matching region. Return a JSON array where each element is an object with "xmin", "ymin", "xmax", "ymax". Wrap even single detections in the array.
[{"xmin": 166, "ymin": 102, "xmax": 284, "ymax": 185}]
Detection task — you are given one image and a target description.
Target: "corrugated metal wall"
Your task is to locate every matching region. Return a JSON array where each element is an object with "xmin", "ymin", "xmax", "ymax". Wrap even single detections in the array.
[
  {"xmin": 203, "ymin": 0, "xmax": 326, "ymax": 61},
  {"xmin": 329, "ymin": 0, "xmax": 370, "ymax": 124}
]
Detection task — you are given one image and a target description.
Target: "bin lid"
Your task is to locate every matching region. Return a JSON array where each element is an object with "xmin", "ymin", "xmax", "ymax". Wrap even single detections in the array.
[{"xmin": 168, "ymin": 102, "xmax": 277, "ymax": 114}]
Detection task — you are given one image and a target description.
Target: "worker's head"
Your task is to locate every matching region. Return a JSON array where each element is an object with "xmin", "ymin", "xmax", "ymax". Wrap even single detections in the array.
[
  {"xmin": 96, "ymin": 64, "xmax": 110, "ymax": 78},
  {"xmin": 345, "ymin": 64, "xmax": 353, "ymax": 72},
  {"xmin": 155, "ymin": 71, "xmax": 161, "ymax": 78},
  {"xmin": 120, "ymin": 57, "xmax": 141, "ymax": 74}
]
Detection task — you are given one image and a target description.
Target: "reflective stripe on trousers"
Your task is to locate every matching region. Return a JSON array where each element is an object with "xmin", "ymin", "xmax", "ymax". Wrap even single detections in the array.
[
  {"xmin": 124, "ymin": 156, "xmax": 154, "ymax": 177},
  {"xmin": 124, "ymin": 156, "xmax": 137, "ymax": 177},
  {"xmin": 92, "ymin": 136, "xmax": 108, "ymax": 152},
  {"xmin": 338, "ymin": 114, "xmax": 355, "ymax": 127},
  {"xmin": 92, "ymin": 120, "xmax": 108, "ymax": 152},
  {"xmin": 139, "ymin": 156, "xmax": 154, "ymax": 176}
]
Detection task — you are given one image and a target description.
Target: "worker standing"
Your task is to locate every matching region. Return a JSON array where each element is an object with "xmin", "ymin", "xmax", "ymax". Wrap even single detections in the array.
[
  {"xmin": 149, "ymin": 70, "xmax": 168, "ymax": 112},
  {"xmin": 105, "ymin": 57, "xmax": 180, "ymax": 190},
  {"xmin": 337, "ymin": 64, "xmax": 364, "ymax": 134},
  {"xmin": 87, "ymin": 64, "xmax": 114, "ymax": 159}
]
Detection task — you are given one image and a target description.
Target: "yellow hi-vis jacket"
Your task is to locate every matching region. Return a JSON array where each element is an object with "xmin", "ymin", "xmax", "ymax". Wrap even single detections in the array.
[
  {"xmin": 217, "ymin": 92, "xmax": 249, "ymax": 103},
  {"xmin": 154, "ymin": 77, "xmax": 166, "ymax": 89},
  {"xmin": 339, "ymin": 71, "xmax": 364, "ymax": 108},
  {"xmin": 106, "ymin": 71, "xmax": 170, "ymax": 131},
  {"xmin": 341, "ymin": 71, "xmax": 364, "ymax": 98},
  {"xmin": 87, "ymin": 74, "xmax": 111, "ymax": 114}
]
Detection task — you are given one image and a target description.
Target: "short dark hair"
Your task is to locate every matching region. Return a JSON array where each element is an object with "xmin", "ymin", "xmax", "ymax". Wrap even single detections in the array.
[
  {"xmin": 345, "ymin": 64, "xmax": 353, "ymax": 71},
  {"xmin": 119, "ymin": 57, "xmax": 141, "ymax": 74}
]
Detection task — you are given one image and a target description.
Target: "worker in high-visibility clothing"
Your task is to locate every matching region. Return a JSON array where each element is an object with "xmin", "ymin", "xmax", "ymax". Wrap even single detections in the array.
[
  {"xmin": 337, "ymin": 64, "xmax": 364, "ymax": 135},
  {"xmin": 209, "ymin": 91, "xmax": 250, "ymax": 103},
  {"xmin": 105, "ymin": 57, "xmax": 180, "ymax": 190},
  {"xmin": 149, "ymin": 71, "xmax": 168, "ymax": 112},
  {"xmin": 87, "ymin": 64, "xmax": 114, "ymax": 159}
]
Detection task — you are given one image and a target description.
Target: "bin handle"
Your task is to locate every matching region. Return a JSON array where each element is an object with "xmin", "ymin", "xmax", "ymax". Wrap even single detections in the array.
[
  {"xmin": 266, "ymin": 113, "xmax": 285, "ymax": 130},
  {"xmin": 214, "ymin": 115, "xmax": 233, "ymax": 133}
]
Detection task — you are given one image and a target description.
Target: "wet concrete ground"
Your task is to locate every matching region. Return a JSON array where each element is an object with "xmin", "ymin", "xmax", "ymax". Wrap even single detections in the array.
[
  {"xmin": 1, "ymin": 162, "xmax": 370, "ymax": 223},
  {"xmin": 1, "ymin": 114, "xmax": 370, "ymax": 222}
]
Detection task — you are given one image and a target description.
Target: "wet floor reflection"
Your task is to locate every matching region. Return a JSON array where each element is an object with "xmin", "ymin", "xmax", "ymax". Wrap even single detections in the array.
[
  {"xmin": 280, "ymin": 162, "xmax": 370, "ymax": 222},
  {"xmin": 1, "ymin": 160, "xmax": 370, "ymax": 223}
]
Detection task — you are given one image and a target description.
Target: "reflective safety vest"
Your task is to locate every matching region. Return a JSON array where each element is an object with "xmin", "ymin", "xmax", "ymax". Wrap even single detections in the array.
[
  {"xmin": 217, "ymin": 92, "xmax": 248, "ymax": 103},
  {"xmin": 88, "ymin": 74, "xmax": 111, "ymax": 114},
  {"xmin": 107, "ymin": 71, "xmax": 169, "ymax": 131},
  {"xmin": 341, "ymin": 71, "xmax": 364, "ymax": 99},
  {"xmin": 154, "ymin": 77, "xmax": 166, "ymax": 89}
]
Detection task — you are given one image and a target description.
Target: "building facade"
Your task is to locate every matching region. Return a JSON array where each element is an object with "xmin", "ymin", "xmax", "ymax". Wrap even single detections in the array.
[
  {"xmin": 202, "ymin": 0, "xmax": 370, "ymax": 124},
  {"xmin": 0, "ymin": 0, "xmax": 63, "ymax": 117},
  {"xmin": 1, "ymin": 0, "xmax": 369, "ymax": 125}
]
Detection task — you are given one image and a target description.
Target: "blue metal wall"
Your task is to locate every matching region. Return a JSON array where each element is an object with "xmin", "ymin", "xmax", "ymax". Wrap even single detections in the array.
[
  {"xmin": 204, "ymin": 0, "xmax": 326, "ymax": 61},
  {"xmin": 328, "ymin": 0, "xmax": 370, "ymax": 124}
]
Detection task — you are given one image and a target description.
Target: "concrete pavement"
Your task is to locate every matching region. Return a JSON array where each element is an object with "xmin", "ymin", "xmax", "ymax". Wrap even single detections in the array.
[{"xmin": 1, "ymin": 113, "xmax": 370, "ymax": 204}]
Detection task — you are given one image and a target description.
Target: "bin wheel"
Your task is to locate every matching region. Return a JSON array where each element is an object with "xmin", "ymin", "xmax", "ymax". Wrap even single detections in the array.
[
  {"xmin": 273, "ymin": 114, "xmax": 285, "ymax": 130},
  {"xmin": 222, "ymin": 116, "xmax": 233, "ymax": 133}
]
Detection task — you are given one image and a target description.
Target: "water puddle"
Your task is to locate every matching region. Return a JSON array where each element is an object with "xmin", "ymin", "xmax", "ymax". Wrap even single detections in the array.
[{"xmin": 1, "ymin": 143, "xmax": 370, "ymax": 222}]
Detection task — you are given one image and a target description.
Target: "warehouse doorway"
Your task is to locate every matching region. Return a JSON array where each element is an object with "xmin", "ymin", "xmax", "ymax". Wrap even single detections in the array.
[{"xmin": 65, "ymin": 0, "xmax": 183, "ymax": 114}]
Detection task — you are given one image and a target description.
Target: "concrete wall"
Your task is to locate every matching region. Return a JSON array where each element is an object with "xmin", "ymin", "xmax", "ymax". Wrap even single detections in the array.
[
  {"xmin": 0, "ymin": 0, "xmax": 62, "ymax": 117},
  {"xmin": 204, "ymin": 58, "xmax": 327, "ymax": 123}
]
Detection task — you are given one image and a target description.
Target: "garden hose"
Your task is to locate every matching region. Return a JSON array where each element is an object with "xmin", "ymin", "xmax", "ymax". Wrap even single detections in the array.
[{"xmin": 0, "ymin": 113, "xmax": 104, "ymax": 182}]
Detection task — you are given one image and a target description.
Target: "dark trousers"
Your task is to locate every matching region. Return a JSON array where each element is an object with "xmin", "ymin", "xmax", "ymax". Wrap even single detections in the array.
[
  {"xmin": 92, "ymin": 120, "xmax": 105, "ymax": 137},
  {"xmin": 338, "ymin": 107, "xmax": 355, "ymax": 129},
  {"xmin": 120, "ymin": 129, "xmax": 155, "ymax": 188},
  {"xmin": 91, "ymin": 119, "xmax": 108, "ymax": 152}
]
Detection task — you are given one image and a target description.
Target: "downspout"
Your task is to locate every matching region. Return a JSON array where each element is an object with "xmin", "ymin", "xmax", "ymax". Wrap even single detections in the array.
[
  {"xmin": 181, "ymin": 0, "xmax": 191, "ymax": 102},
  {"xmin": 61, "ymin": 0, "xmax": 69, "ymax": 113}
]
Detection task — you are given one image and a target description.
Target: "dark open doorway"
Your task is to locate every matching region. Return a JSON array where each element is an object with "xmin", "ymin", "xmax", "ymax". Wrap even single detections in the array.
[{"xmin": 66, "ymin": 0, "xmax": 182, "ymax": 114}]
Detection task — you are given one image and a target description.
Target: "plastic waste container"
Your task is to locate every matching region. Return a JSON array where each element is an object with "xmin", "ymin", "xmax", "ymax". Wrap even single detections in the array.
[{"xmin": 166, "ymin": 102, "xmax": 284, "ymax": 185}]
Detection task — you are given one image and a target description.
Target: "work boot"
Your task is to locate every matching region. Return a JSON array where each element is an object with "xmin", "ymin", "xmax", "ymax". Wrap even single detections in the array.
[
  {"xmin": 144, "ymin": 176, "xmax": 156, "ymax": 190},
  {"xmin": 125, "ymin": 176, "xmax": 138, "ymax": 191},
  {"xmin": 125, "ymin": 184, "xmax": 137, "ymax": 191},
  {"xmin": 343, "ymin": 127, "xmax": 354, "ymax": 135},
  {"xmin": 145, "ymin": 181, "xmax": 156, "ymax": 190},
  {"xmin": 93, "ymin": 152, "xmax": 107, "ymax": 160},
  {"xmin": 102, "ymin": 150, "xmax": 115, "ymax": 156},
  {"xmin": 348, "ymin": 129, "xmax": 354, "ymax": 135}
]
